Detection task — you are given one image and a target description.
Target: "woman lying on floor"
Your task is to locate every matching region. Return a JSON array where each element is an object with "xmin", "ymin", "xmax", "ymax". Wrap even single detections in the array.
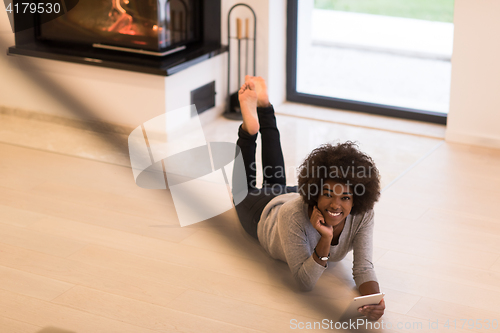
[{"xmin": 233, "ymin": 76, "xmax": 385, "ymax": 321}]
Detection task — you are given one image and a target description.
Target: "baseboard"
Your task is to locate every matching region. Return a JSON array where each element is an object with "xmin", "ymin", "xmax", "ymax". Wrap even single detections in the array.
[
  {"xmin": 0, "ymin": 104, "xmax": 225, "ymax": 137},
  {"xmin": 0, "ymin": 105, "xmax": 135, "ymax": 135},
  {"xmin": 445, "ymin": 130, "xmax": 500, "ymax": 150}
]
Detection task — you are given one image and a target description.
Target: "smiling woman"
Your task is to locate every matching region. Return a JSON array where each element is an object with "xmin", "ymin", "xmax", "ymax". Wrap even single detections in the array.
[
  {"xmin": 232, "ymin": 76, "xmax": 385, "ymax": 321},
  {"xmin": 297, "ymin": 142, "xmax": 381, "ymax": 216}
]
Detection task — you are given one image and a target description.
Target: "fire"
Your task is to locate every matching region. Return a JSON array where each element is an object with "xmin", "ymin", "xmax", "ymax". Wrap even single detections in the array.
[{"xmin": 106, "ymin": 0, "xmax": 134, "ymax": 35}]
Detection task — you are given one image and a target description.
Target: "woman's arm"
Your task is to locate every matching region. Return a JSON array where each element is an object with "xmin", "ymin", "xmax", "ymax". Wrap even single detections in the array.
[
  {"xmin": 278, "ymin": 210, "xmax": 329, "ymax": 291},
  {"xmin": 313, "ymin": 235, "xmax": 332, "ymax": 267},
  {"xmin": 310, "ymin": 205, "xmax": 333, "ymax": 267},
  {"xmin": 359, "ymin": 280, "xmax": 380, "ymax": 295},
  {"xmin": 351, "ymin": 210, "xmax": 378, "ymax": 287},
  {"xmin": 358, "ymin": 281, "xmax": 385, "ymax": 320},
  {"xmin": 353, "ymin": 211, "xmax": 385, "ymax": 320}
]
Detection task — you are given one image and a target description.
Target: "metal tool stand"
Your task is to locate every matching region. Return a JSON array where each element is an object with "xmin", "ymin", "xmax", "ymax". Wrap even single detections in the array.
[{"xmin": 223, "ymin": 3, "xmax": 257, "ymax": 120}]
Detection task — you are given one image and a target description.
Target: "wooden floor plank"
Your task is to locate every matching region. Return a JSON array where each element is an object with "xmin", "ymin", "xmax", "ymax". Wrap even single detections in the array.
[
  {"xmin": 66, "ymin": 244, "xmax": 348, "ymax": 320},
  {"xmin": 52, "ymin": 285, "xmax": 264, "ymax": 333},
  {"xmin": 0, "ymin": 265, "xmax": 74, "ymax": 301},
  {"xmin": 167, "ymin": 289, "xmax": 328, "ymax": 332},
  {"xmin": 406, "ymin": 297, "xmax": 500, "ymax": 333},
  {"xmin": 373, "ymin": 221, "xmax": 500, "ymax": 270},
  {"xmin": 0, "ymin": 288, "xmax": 160, "ymax": 333},
  {"xmin": 0, "ymin": 221, "xmax": 87, "ymax": 258},
  {"xmin": 0, "ymin": 186, "xmax": 196, "ymax": 243},
  {"xmin": 378, "ymin": 287, "xmax": 421, "ymax": 315},
  {"xmin": 0, "ymin": 242, "xmax": 186, "ymax": 307},
  {"xmin": 0, "ymin": 315, "xmax": 43, "ymax": 333},
  {"xmin": 29, "ymin": 180, "xmax": 176, "ymax": 222},
  {"xmin": 0, "ymin": 204, "xmax": 49, "ymax": 227},
  {"xmin": 377, "ymin": 251, "xmax": 500, "ymax": 294},
  {"xmin": 376, "ymin": 266, "xmax": 500, "ymax": 313},
  {"xmin": 27, "ymin": 215, "xmax": 281, "ymax": 286}
]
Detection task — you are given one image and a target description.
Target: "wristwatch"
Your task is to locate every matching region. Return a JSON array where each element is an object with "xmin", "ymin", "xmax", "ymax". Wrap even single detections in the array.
[{"xmin": 314, "ymin": 247, "xmax": 330, "ymax": 261}]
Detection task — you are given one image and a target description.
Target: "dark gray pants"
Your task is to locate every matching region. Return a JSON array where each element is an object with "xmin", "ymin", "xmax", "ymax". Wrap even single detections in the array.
[{"xmin": 233, "ymin": 105, "xmax": 297, "ymax": 239}]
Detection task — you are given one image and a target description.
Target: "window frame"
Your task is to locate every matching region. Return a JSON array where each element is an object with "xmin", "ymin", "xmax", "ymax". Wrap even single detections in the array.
[{"xmin": 286, "ymin": 0, "xmax": 447, "ymax": 125}]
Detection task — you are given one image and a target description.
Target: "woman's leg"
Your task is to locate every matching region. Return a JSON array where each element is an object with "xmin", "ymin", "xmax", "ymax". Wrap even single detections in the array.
[
  {"xmin": 233, "ymin": 80, "xmax": 275, "ymax": 239},
  {"xmin": 234, "ymin": 123, "xmax": 296, "ymax": 239},
  {"xmin": 234, "ymin": 79, "xmax": 259, "ymax": 190},
  {"xmin": 233, "ymin": 78, "xmax": 295, "ymax": 240},
  {"xmin": 235, "ymin": 125, "xmax": 258, "ymax": 190},
  {"xmin": 258, "ymin": 106, "xmax": 286, "ymax": 187},
  {"xmin": 252, "ymin": 76, "xmax": 287, "ymax": 187}
]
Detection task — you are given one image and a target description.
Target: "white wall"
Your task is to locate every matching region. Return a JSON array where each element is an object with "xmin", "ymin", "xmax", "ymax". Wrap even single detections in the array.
[
  {"xmin": 0, "ymin": 49, "xmax": 168, "ymax": 127},
  {"xmin": 446, "ymin": 0, "xmax": 500, "ymax": 148},
  {"xmin": 267, "ymin": 0, "xmax": 287, "ymax": 106}
]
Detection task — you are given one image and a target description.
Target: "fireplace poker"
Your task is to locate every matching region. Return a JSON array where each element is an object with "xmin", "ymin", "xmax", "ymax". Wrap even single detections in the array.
[
  {"xmin": 245, "ymin": 18, "xmax": 249, "ymax": 76},
  {"xmin": 236, "ymin": 18, "xmax": 242, "ymax": 88}
]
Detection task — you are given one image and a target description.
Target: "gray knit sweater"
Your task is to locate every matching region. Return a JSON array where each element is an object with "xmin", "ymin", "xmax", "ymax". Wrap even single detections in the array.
[{"xmin": 257, "ymin": 193, "xmax": 377, "ymax": 291}]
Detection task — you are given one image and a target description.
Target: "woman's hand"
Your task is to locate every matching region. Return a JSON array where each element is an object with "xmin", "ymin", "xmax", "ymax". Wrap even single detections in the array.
[
  {"xmin": 310, "ymin": 206, "xmax": 333, "ymax": 239},
  {"xmin": 358, "ymin": 298, "xmax": 385, "ymax": 321}
]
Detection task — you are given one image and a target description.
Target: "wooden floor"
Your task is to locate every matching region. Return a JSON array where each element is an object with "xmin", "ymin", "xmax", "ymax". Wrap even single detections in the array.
[{"xmin": 1, "ymin": 110, "xmax": 499, "ymax": 333}]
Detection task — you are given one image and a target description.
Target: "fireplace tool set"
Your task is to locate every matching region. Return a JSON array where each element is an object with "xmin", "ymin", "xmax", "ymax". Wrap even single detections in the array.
[{"xmin": 224, "ymin": 3, "xmax": 257, "ymax": 120}]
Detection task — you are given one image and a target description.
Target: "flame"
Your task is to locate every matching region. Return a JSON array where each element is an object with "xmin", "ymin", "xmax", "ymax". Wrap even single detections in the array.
[{"xmin": 107, "ymin": 0, "xmax": 134, "ymax": 34}]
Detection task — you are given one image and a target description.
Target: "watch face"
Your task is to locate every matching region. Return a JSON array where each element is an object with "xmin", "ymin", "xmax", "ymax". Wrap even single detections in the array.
[{"xmin": 314, "ymin": 248, "xmax": 330, "ymax": 261}]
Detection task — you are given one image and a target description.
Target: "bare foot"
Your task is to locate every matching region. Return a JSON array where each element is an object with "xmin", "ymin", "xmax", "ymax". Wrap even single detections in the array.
[
  {"xmin": 245, "ymin": 75, "xmax": 270, "ymax": 107},
  {"xmin": 238, "ymin": 81, "xmax": 259, "ymax": 135}
]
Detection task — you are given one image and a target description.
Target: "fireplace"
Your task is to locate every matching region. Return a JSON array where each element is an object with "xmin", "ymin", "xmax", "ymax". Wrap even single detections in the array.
[
  {"xmin": 39, "ymin": 0, "xmax": 200, "ymax": 56},
  {"xmin": 8, "ymin": 0, "xmax": 225, "ymax": 75}
]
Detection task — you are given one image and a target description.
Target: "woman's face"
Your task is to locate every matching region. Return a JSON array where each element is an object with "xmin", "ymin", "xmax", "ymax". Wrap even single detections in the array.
[{"xmin": 316, "ymin": 179, "xmax": 353, "ymax": 227}]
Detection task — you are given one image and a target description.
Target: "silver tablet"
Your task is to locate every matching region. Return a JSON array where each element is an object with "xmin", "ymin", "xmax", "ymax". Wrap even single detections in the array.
[{"xmin": 339, "ymin": 292, "xmax": 385, "ymax": 320}]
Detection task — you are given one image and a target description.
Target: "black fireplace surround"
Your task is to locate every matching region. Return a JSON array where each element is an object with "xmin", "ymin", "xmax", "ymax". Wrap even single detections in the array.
[{"xmin": 8, "ymin": 0, "xmax": 226, "ymax": 76}]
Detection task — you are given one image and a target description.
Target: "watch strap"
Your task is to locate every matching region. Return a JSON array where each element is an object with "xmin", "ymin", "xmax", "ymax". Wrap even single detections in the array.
[{"xmin": 314, "ymin": 247, "xmax": 330, "ymax": 261}]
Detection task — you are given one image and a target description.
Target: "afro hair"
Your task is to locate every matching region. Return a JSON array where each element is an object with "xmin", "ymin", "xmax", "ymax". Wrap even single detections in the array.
[{"xmin": 297, "ymin": 141, "xmax": 381, "ymax": 215}]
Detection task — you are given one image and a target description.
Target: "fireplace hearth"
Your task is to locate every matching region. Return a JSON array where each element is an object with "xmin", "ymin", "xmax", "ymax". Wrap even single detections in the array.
[{"xmin": 8, "ymin": 0, "xmax": 225, "ymax": 76}]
